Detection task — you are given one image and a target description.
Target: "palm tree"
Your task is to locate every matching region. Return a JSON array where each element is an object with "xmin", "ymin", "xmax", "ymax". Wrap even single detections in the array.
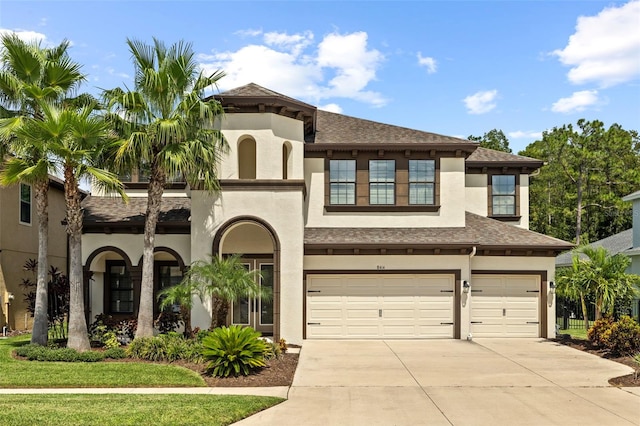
[
  {"xmin": 189, "ymin": 255, "xmax": 271, "ymax": 329},
  {"xmin": 10, "ymin": 99, "xmax": 126, "ymax": 351},
  {"xmin": 0, "ymin": 34, "xmax": 84, "ymax": 345},
  {"xmin": 157, "ymin": 279, "xmax": 197, "ymax": 337},
  {"xmin": 557, "ymin": 246, "xmax": 640, "ymax": 330},
  {"xmin": 103, "ymin": 38, "xmax": 227, "ymax": 338}
]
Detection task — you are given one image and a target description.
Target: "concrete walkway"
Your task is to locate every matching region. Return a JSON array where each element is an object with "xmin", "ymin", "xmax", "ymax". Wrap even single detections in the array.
[{"xmin": 233, "ymin": 339, "xmax": 640, "ymax": 426}]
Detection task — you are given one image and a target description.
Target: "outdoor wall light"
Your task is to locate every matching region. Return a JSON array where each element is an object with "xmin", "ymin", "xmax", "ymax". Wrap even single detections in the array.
[
  {"xmin": 549, "ymin": 281, "xmax": 556, "ymax": 291},
  {"xmin": 462, "ymin": 281, "xmax": 471, "ymax": 293},
  {"xmin": 6, "ymin": 293, "xmax": 14, "ymax": 302}
]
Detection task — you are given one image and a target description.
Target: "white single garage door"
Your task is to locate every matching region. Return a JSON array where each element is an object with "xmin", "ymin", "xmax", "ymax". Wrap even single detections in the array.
[
  {"xmin": 306, "ymin": 274, "xmax": 455, "ymax": 339},
  {"xmin": 470, "ymin": 274, "xmax": 540, "ymax": 337}
]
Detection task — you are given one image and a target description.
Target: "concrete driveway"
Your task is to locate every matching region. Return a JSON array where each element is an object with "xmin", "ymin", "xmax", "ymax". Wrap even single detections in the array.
[{"xmin": 235, "ymin": 339, "xmax": 639, "ymax": 426}]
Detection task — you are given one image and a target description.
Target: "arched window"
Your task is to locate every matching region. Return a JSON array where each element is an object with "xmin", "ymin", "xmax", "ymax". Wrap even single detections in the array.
[
  {"xmin": 238, "ymin": 138, "xmax": 256, "ymax": 179},
  {"xmin": 282, "ymin": 142, "xmax": 292, "ymax": 180}
]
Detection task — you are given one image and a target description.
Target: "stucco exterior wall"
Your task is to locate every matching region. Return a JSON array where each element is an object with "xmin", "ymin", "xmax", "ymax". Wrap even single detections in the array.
[
  {"xmin": 0, "ymin": 185, "xmax": 67, "ymax": 330},
  {"xmin": 465, "ymin": 174, "xmax": 488, "ymax": 217},
  {"xmin": 190, "ymin": 188, "xmax": 305, "ymax": 344},
  {"xmin": 304, "ymin": 157, "xmax": 466, "ymax": 228},
  {"xmin": 218, "ymin": 113, "xmax": 305, "ymax": 181}
]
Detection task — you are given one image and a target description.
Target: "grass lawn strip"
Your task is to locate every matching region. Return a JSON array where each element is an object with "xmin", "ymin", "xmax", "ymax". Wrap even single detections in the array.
[
  {"xmin": 0, "ymin": 335, "xmax": 205, "ymax": 388},
  {"xmin": 0, "ymin": 394, "xmax": 284, "ymax": 426}
]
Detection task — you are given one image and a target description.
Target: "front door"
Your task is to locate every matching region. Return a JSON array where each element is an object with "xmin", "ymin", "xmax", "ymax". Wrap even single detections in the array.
[{"xmin": 231, "ymin": 260, "xmax": 274, "ymax": 335}]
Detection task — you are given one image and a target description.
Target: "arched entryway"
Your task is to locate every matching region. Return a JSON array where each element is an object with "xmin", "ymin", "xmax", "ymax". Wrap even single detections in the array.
[{"xmin": 213, "ymin": 216, "xmax": 280, "ymax": 340}]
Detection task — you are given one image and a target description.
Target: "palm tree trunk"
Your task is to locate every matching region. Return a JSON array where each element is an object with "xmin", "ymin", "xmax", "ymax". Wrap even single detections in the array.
[
  {"xmin": 210, "ymin": 297, "xmax": 229, "ymax": 329},
  {"xmin": 135, "ymin": 167, "xmax": 165, "ymax": 338},
  {"xmin": 31, "ymin": 180, "xmax": 49, "ymax": 345},
  {"xmin": 64, "ymin": 171, "xmax": 90, "ymax": 352}
]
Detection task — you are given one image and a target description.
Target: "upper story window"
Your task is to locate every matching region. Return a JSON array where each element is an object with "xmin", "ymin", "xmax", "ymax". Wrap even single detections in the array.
[
  {"xmin": 329, "ymin": 159, "xmax": 356, "ymax": 204},
  {"xmin": 238, "ymin": 138, "xmax": 257, "ymax": 179},
  {"xmin": 282, "ymin": 142, "xmax": 291, "ymax": 180},
  {"xmin": 369, "ymin": 160, "xmax": 395, "ymax": 205},
  {"xmin": 491, "ymin": 175, "xmax": 516, "ymax": 215},
  {"xmin": 409, "ymin": 160, "xmax": 435, "ymax": 205},
  {"xmin": 19, "ymin": 183, "xmax": 31, "ymax": 225}
]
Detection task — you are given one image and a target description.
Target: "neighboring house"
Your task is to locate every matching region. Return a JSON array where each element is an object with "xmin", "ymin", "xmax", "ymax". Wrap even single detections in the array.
[
  {"xmin": 81, "ymin": 83, "xmax": 573, "ymax": 344},
  {"xmin": 0, "ymin": 177, "xmax": 68, "ymax": 331},
  {"xmin": 556, "ymin": 190, "xmax": 640, "ymax": 320}
]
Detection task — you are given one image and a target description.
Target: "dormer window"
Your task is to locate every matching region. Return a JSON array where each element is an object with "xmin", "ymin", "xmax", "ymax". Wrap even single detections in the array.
[{"xmin": 329, "ymin": 159, "xmax": 356, "ymax": 204}]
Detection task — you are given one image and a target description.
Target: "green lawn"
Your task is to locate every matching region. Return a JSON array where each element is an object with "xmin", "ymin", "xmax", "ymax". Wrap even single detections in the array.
[
  {"xmin": 557, "ymin": 327, "xmax": 588, "ymax": 340},
  {"xmin": 0, "ymin": 335, "xmax": 205, "ymax": 388},
  {"xmin": 0, "ymin": 394, "xmax": 284, "ymax": 426}
]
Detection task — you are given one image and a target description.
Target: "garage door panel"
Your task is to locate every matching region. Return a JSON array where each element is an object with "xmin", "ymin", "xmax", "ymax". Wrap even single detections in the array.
[
  {"xmin": 306, "ymin": 274, "xmax": 455, "ymax": 339},
  {"xmin": 470, "ymin": 274, "xmax": 541, "ymax": 338}
]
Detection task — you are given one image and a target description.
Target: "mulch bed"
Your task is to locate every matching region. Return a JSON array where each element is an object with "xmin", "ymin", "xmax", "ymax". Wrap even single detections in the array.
[{"xmin": 553, "ymin": 335, "xmax": 639, "ymax": 387}]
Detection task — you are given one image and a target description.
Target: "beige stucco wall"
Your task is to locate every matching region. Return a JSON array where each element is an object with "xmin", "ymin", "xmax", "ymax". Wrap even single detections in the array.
[
  {"xmin": 190, "ymin": 188, "xmax": 305, "ymax": 344},
  {"xmin": 0, "ymin": 184, "xmax": 67, "ymax": 330},
  {"xmin": 218, "ymin": 113, "xmax": 305, "ymax": 181},
  {"xmin": 304, "ymin": 157, "xmax": 467, "ymax": 228}
]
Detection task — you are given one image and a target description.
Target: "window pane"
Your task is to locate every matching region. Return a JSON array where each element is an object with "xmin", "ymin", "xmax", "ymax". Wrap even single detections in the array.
[
  {"xmin": 409, "ymin": 160, "xmax": 435, "ymax": 182},
  {"xmin": 370, "ymin": 183, "xmax": 395, "ymax": 204},
  {"xmin": 492, "ymin": 175, "xmax": 515, "ymax": 195},
  {"xmin": 109, "ymin": 264, "xmax": 133, "ymax": 313},
  {"xmin": 260, "ymin": 264, "xmax": 273, "ymax": 325},
  {"xmin": 330, "ymin": 160, "xmax": 356, "ymax": 205},
  {"xmin": 232, "ymin": 263, "xmax": 252, "ymax": 325},
  {"xmin": 369, "ymin": 160, "xmax": 395, "ymax": 182},
  {"xmin": 409, "ymin": 183, "xmax": 434, "ymax": 205},
  {"xmin": 493, "ymin": 195, "xmax": 516, "ymax": 215},
  {"xmin": 19, "ymin": 184, "xmax": 31, "ymax": 224}
]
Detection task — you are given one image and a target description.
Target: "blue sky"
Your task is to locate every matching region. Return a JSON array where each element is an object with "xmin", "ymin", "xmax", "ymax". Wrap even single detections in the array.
[{"xmin": 1, "ymin": 0, "xmax": 639, "ymax": 153}]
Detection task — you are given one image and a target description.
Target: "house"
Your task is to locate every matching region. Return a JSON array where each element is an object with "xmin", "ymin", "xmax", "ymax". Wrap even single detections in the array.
[
  {"xmin": 0, "ymin": 177, "xmax": 68, "ymax": 332},
  {"xmin": 556, "ymin": 190, "xmax": 640, "ymax": 320},
  {"xmin": 81, "ymin": 83, "xmax": 573, "ymax": 344}
]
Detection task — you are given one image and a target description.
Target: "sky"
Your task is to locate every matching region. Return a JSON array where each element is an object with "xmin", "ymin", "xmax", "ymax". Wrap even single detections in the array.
[{"xmin": 1, "ymin": 0, "xmax": 639, "ymax": 153}]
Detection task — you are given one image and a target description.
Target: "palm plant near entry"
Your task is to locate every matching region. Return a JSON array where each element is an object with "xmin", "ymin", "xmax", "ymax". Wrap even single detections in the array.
[
  {"xmin": 13, "ymin": 99, "xmax": 126, "ymax": 351},
  {"xmin": 0, "ymin": 34, "xmax": 84, "ymax": 345},
  {"xmin": 103, "ymin": 38, "xmax": 227, "ymax": 338},
  {"xmin": 157, "ymin": 278, "xmax": 196, "ymax": 337}
]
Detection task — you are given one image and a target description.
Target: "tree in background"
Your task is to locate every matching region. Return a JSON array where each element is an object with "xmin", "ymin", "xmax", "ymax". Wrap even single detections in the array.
[
  {"xmin": 557, "ymin": 247, "xmax": 639, "ymax": 330},
  {"xmin": 520, "ymin": 119, "xmax": 640, "ymax": 244},
  {"xmin": 103, "ymin": 38, "xmax": 228, "ymax": 338},
  {"xmin": 0, "ymin": 34, "xmax": 84, "ymax": 345},
  {"xmin": 468, "ymin": 129, "xmax": 512, "ymax": 153}
]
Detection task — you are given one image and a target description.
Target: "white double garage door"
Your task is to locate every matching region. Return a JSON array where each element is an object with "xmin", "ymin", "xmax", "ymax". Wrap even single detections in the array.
[{"xmin": 306, "ymin": 273, "xmax": 541, "ymax": 339}]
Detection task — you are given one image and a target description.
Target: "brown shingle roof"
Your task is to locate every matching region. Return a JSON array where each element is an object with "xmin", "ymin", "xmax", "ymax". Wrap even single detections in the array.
[
  {"xmin": 305, "ymin": 212, "xmax": 572, "ymax": 252},
  {"xmin": 312, "ymin": 110, "xmax": 474, "ymax": 146},
  {"xmin": 217, "ymin": 83, "xmax": 307, "ymax": 105},
  {"xmin": 466, "ymin": 147, "xmax": 543, "ymax": 167},
  {"xmin": 82, "ymin": 196, "xmax": 190, "ymax": 224}
]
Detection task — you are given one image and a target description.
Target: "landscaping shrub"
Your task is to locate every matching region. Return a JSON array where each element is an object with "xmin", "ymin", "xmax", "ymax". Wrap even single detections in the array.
[
  {"xmin": 89, "ymin": 314, "xmax": 137, "ymax": 346},
  {"xmin": 15, "ymin": 344, "xmax": 105, "ymax": 362},
  {"xmin": 201, "ymin": 325, "xmax": 267, "ymax": 377},
  {"xmin": 262, "ymin": 339, "xmax": 282, "ymax": 361},
  {"xmin": 126, "ymin": 333, "xmax": 202, "ymax": 363},
  {"xmin": 588, "ymin": 316, "xmax": 614, "ymax": 347},
  {"xmin": 154, "ymin": 311, "xmax": 183, "ymax": 334},
  {"xmin": 103, "ymin": 347, "xmax": 127, "ymax": 359},
  {"xmin": 603, "ymin": 316, "xmax": 640, "ymax": 356}
]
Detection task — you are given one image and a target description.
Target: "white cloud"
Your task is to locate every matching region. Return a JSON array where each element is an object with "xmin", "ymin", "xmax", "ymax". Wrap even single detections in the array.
[
  {"xmin": 551, "ymin": 90, "xmax": 600, "ymax": 113},
  {"xmin": 235, "ymin": 29, "xmax": 263, "ymax": 38},
  {"xmin": 509, "ymin": 130, "xmax": 543, "ymax": 139},
  {"xmin": 198, "ymin": 30, "xmax": 386, "ymax": 107},
  {"xmin": 0, "ymin": 28, "xmax": 47, "ymax": 44},
  {"xmin": 463, "ymin": 90, "xmax": 498, "ymax": 114},
  {"xmin": 553, "ymin": 0, "xmax": 640, "ymax": 87},
  {"xmin": 319, "ymin": 103, "xmax": 343, "ymax": 113},
  {"xmin": 417, "ymin": 53, "xmax": 437, "ymax": 74},
  {"xmin": 106, "ymin": 67, "xmax": 130, "ymax": 79}
]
